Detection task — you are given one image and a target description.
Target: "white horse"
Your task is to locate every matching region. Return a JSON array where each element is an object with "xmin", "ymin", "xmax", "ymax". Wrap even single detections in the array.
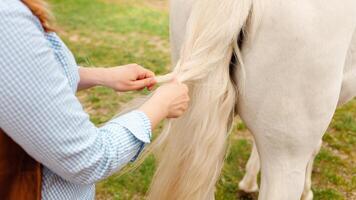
[
  {"xmin": 238, "ymin": 30, "xmax": 356, "ymax": 200},
  {"xmin": 144, "ymin": 0, "xmax": 356, "ymax": 199}
]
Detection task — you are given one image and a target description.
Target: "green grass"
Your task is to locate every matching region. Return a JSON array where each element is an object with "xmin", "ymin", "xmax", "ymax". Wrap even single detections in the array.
[{"xmin": 50, "ymin": 0, "xmax": 356, "ymax": 199}]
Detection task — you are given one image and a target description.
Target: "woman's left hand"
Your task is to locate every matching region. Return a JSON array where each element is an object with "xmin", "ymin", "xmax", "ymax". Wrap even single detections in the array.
[
  {"xmin": 78, "ymin": 64, "xmax": 157, "ymax": 91},
  {"xmin": 102, "ymin": 64, "xmax": 157, "ymax": 92}
]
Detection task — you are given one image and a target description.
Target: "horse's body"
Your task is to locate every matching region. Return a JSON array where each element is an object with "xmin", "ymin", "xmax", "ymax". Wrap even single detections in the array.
[
  {"xmin": 239, "ymin": 28, "xmax": 356, "ymax": 200},
  {"xmin": 168, "ymin": 0, "xmax": 356, "ymax": 199}
]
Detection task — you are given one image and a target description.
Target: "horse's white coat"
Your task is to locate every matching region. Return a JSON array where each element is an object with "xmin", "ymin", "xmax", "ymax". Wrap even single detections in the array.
[
  {"xmin": 239, "ymin": 30, "xmax": 356, "ymax": 200},
  {"xmin": 170, "ymin": 0, "xmax": 356, "ymax": 199}
]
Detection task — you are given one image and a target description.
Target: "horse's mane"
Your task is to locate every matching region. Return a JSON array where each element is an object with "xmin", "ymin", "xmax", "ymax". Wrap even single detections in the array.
[{"xmin": 121, "ymin": 0, "xmax": 261, "ymax": 199}]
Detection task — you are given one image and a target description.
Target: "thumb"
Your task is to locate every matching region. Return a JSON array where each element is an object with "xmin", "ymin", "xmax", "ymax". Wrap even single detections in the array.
[{"xmin": 131, "ymin": 77, "xmax": 156, "ymax": 90}]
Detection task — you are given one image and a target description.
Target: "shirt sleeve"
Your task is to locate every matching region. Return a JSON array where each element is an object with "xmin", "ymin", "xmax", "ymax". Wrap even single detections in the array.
[{"xmin": 0, "ymin": 2, "xmax": 151, "ymax": 185}]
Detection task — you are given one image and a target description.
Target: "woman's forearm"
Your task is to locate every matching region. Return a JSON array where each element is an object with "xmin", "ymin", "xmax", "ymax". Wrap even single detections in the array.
[
  {"xmin": 78, "ymin": 65, "xmax": 156, "ymax": 92},
  {"xmin": 78, "ymin": 67, "xmax": 106, "ymax": 91}
]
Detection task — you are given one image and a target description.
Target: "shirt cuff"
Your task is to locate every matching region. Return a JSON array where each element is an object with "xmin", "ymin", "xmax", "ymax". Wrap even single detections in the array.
[
  {"xmin": 109, "ymin": 110, "xmax": 152, "ymax": 144},
  {"xmin": 107, "ymin": 110, "xmax": 152, "ymax": 162}
]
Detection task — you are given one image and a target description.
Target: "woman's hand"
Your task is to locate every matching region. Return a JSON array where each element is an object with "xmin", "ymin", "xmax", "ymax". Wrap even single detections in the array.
[
  {"xmin": 152, "ymin": 81, "xmax": 190, "ymax": 118},
  {"xmin": 78, "ymin": 64, "xmax": 157, "ymax": 91},
  {"xmin": 139, "ymin": 79, "xmax": 190, "ymax": 129},
  {"xmin": 102, "ymin": 64, "xmax": 156, "ymax": 92}
]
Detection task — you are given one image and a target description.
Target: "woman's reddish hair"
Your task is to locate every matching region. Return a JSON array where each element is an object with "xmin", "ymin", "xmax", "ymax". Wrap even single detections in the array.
[{"xmin": 22, "ymin": 0, "xmax": 54, "ymax": 32}]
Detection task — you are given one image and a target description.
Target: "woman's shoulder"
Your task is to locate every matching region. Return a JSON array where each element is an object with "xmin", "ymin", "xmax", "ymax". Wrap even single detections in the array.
[
  {"xmin": 0, "ymin": 0, "xmax": 44, "ymax": 32},
  {"xmin": 0, "ymin": 0, "xmax": 31, "ymax": 14}
]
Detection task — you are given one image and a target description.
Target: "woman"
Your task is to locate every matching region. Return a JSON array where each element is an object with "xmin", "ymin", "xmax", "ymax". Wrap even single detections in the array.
[{"xmin": 0, "ymin": 0, "xmax": 189, "ymax": 199}]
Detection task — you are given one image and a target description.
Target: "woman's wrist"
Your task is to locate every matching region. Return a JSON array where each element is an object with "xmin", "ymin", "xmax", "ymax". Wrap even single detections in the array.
[
  {"xmin": 138, "ymin": 97, "xmax": 168, "ymax": 129},
  {"xmin": 78, "ymin": 67, "xmax": 107, "ymax": 90},
  {"xmin": 93, "ymin": 67, "xmax": 113, "ymax": 87}
]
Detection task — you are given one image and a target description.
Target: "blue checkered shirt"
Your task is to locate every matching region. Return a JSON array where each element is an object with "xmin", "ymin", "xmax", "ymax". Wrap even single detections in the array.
[{"xmin": 0, "ymin": 1, "xmax": 152, "ymax": 199}]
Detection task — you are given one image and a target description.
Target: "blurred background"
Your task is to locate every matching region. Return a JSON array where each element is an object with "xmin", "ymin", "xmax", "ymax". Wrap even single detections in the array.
[{"xmin": 49, "ymin": 0, "xmax": 355, "ymax": 199}]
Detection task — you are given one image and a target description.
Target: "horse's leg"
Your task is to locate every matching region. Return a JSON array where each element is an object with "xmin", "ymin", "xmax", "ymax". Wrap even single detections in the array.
[
  {"xmin": 238, "ymin": 28, "xmax": 356, "ymax": 197},
  {"xmin": 247, "ymin": 121, "xmax": 331, "ymax": 200},
  {"xmin": 338, "ymin": 29, "xmax": 356, "ymax": 106},
  {"xmin": 237, "ymin": 1, "xmax": 356, "ymax": 199},
  {"xmin": 239, "ymin": 137, "xmax": 321, "ymax": 200},
  {"xmin": 238, "ymin": 133, "xmax": 322, "ymax": 199},
  {"xmin": 300, "ymin": 140, "xmax": 322, "ymax": 200},
  {"xmin": 300, "ymin": 30, "xmax": 356, "ymax": 200},
  {"xmin": 238, "ymin": 139, "xmax": 260, "ymax": 193}
]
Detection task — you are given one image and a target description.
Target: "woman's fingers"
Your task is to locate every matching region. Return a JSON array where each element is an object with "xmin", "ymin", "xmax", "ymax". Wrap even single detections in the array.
[
  {"xmin": 135, "ymin": 65, "xmax": 157, "ymax": 90},
  {"xmin": 124, "ymin": 64, "xmax": 157, "ymax": 90},
  {"xmin": 147, "ymin": 84, "xmax": 155, "ymax": 91},
  {"xmin": 131, "ymin": 77, "xmax": 156, "ymax": 90},
  {"xmin": 135, "ymin": 65, "xmax": 155, "ymax": 78},
  {"xmin": 144, "ymin": 69, "xmax": 155, "ymax": 78}
]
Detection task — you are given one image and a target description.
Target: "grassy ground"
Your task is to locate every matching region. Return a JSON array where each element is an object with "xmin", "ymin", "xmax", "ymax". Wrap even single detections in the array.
[{"xmin": 50, "ymin": 0, "xmax": 355, "ymax": 199}]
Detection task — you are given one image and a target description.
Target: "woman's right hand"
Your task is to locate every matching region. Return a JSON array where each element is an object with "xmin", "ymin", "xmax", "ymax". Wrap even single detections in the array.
[
  {"xmin": 139, "ymin": 79, "xmax": 190, "ymax": 129},
  {"xmin": 154, "ymin": 80, "xmax": 190, "ymax": 118}
]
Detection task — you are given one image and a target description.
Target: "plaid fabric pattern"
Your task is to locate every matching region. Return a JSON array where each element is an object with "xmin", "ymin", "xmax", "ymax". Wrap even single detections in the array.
[{"xmin": 0, "ymin": 1, "xmax": 151, "ymax": 199}]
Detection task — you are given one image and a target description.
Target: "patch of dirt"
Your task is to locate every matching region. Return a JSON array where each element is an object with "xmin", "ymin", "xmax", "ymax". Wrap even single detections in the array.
[
  {"xmin": 101, "ymin": 0, "xmax": 168, "ymax": 12},
  {"xmin": 234, "ymin": 129, "xmax": 254, "ymax": 140},
  {"xmin": 147, "ymin": 35, "xmax": 170, "ymax": 53},
  {"xmin": 60, "ymin": 30, "xmax": 92, "ymax": 44},
  {"xmin": 237, "ymin": 190, "xmax": 258, "ymax": 200},
  {"xmin": 231, "ymin": 118, "xmax": 254, "ymax": 140},
  {"xmin": 144, "ymin": 0, "xmax": 168, "ymax": 11},
  {"xmin": 69, "ymin": 34, "xmax": 92, "ymax": 44},
  {"xmin": 60, "ymin": 29, "xmax": 170, "ymax": 58},
  {"xmin": 96, "ymin": 192, "xmax": 114, "ymax": 200}
]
